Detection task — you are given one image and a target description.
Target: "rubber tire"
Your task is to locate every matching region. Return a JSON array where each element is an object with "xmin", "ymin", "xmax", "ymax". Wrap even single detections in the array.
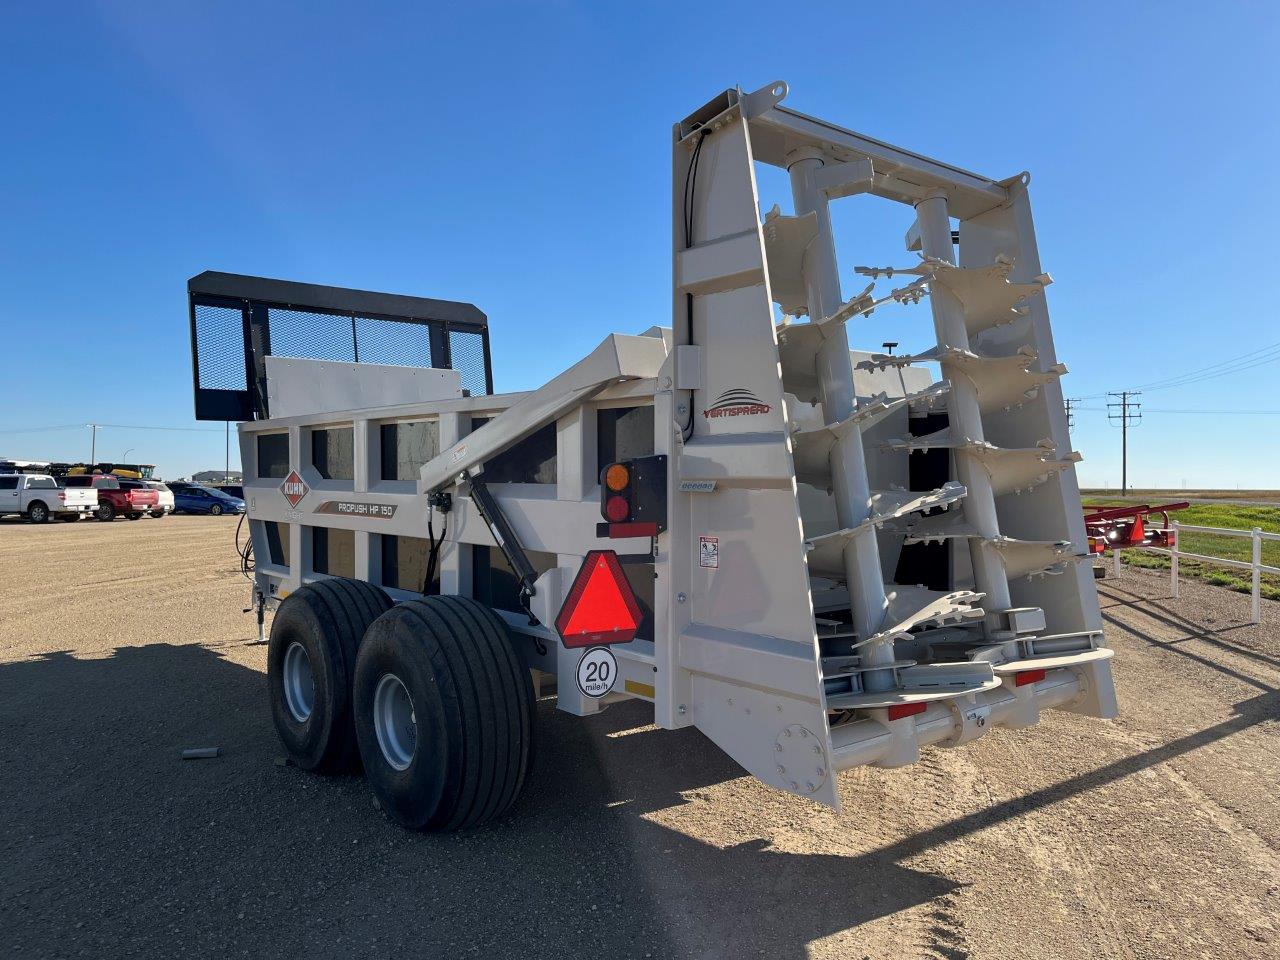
[
  {"xmin": 354, "ymin": 596, "xmax": 536, "ymax": 831},
  {"xmin": 267, "ymin": 579, "xmax": 393, "ymax": 773},
  {"xmin": 61, "ymin": 514, "xmax": 80, "ymax": 523},
  {"xmin": 26, "ymin": 502, "xmax": 49, "ymax": 524},
  {"xmin": 151, "ymin": 511, "xmax": 166, "ymax": 519},
  {"xmin": 126, "ymin": 513, "xmax": 141, "ymax": 520},
  {"xmin": 96, "ymin": 503, "xmax": 116, "ymax": 522},
  {"xmin": 208, "ymin": 503, "xmax": 223, "ymax": 516}
]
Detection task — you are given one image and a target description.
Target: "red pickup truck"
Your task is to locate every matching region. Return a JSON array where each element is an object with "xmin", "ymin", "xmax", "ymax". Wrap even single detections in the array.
[{"xmin": 61, "ymin": 474, "xmax": 159, "ymax": 521}]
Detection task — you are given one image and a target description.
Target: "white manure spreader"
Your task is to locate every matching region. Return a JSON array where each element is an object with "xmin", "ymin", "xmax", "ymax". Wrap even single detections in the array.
[{"xmin": 187, "ymin": 81, "xmax": 1113, "ymax": 830}]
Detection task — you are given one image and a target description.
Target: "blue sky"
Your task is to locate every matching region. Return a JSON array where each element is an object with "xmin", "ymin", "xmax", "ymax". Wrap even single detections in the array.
[{"xmin": 2, "ymin": 2, "xmax": 1277, "ymax": 485}]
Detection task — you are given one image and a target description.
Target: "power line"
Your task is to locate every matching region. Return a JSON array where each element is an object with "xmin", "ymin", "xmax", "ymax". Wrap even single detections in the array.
[
  {"xmin": 0, "ymin": 422, "xmax": 222, "ymax": 436},
  {"xmin": 1070, "ymin": 338, "xmax": 1280, "ymax": 404},
  {"xmin": 1142, "ymin": 408, "xmax": 1280, "ymax": 415},
  {"xmin": 1141, "ymin": 351, "xmax": 1280, "ymax": 392},
  {"xmin": 0, "ymin": 424, "xmax": 86, "ymax": 435},
  {"xmin": 1134, "ymin": 339, "xmax": 1280, "ymax": 391},
  {"xmin": 93, "ymin": 422, "xmax": 224, "ymax": 433}
]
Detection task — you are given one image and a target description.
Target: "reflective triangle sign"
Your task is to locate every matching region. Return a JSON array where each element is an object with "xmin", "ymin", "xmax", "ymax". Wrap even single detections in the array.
[{"xmin": 555, "ymin": 550, "xmax": 643, "ymax": 648}]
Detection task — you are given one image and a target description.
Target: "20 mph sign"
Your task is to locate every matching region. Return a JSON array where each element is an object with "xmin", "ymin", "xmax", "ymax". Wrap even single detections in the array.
[{"xmin": 576, "ymin": 647, "xmax": 618, "ymax": 699}]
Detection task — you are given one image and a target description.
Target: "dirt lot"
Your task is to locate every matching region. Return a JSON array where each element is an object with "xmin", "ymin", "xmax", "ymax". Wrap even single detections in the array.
[{"xmin": 2, "ymin": 517, "xmax": 1278, "ymax": 959}]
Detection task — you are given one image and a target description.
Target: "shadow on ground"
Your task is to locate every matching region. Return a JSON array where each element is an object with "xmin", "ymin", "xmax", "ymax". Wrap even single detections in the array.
[{"xmin": 0, "ymin": 642, "xmax": 960, "ymax": 960}]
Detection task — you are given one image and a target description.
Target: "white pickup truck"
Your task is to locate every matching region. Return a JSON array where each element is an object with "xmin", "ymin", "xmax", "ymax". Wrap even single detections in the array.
[{"xmin": 0, "ymin": 473, "xmax": 98, "ymax": 522}]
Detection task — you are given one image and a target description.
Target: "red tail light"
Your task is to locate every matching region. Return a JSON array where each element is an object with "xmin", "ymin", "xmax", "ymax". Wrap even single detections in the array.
[
  {"xmin": 597, "ymin": 456, "xmax": 667, "ymax": 535},
  {"xmin": 58, "ymin": 492, "xmax": 66, "ymax": 501},
  {"xmin": 604, "ymin": 495, "xmax": 630, "ymax": 522},
  {"xmin": 887, "ymin": 702, "xmax": 927, "ymax": 721},
  {"xmin": 1015, "ymin": 668, "xmax": 1047, "ymax": 687}
]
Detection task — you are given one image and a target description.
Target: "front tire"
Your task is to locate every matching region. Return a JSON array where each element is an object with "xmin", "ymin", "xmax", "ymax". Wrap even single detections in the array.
[
  {"xmin": 354, "ymin": 596, "xmax": 535, "ymax": 831},
  {"xmin": 151, "ymin": 511, "xmax": 166, "ymax": 519},
  {"xmin": 208, "ymin": 503, "xmax": 223, "ymax": 516},
  {"xmin": 126, "ymin": 513, "xmax": 142, "ymax": 520},
  {"xmin": 267, "ymin": 579, "xmax": 393, "ymax": 772},
  {"xmin": 26, "ymin": 502, "xmax": 50, "ymax": 524}
]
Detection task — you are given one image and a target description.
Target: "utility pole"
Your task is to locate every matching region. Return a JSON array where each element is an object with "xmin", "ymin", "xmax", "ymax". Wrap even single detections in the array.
[
  {"xmin": 87, "ymin": 423, "xmax": 98, "ymax": 465},
  {"xmin": 1107, "ymin": 391, "xmax": 1142, "ymax": 495},
  {"xmin": 1064, "ymin": 398, "xmax": 1076, "ymax": 431}
]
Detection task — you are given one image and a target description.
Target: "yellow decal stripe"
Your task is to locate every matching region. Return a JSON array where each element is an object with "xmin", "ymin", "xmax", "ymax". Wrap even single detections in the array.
[{"xmin": 624, "ymin": 679, "xmax": 655, "ymax": 700}]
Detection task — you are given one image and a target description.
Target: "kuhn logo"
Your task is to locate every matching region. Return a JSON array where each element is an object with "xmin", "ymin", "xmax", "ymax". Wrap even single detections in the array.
[
  {"xmin": 280, "ymin": 470, "xmax": 308, "ymax": 508},
  {"xmin": 703, "ymin": 388, "xmax": 771, "ymax": 419}
]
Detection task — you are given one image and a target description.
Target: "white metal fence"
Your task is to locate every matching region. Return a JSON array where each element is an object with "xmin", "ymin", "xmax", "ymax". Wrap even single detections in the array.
[{"xmin": 1113, "ymin": 521, "xmax": 1280, "ymax": 624}]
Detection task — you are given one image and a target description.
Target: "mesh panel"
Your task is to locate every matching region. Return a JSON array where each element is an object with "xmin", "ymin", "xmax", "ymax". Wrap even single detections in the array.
[
  {"xmin": 355, "ymin": 315, "xmax": 433, "ymax": 366},
  {"xmin": 194, "ymin": 304, "xmax": 247, "ymax": 390},
  {"xmin": 268, "ymin": 308, "xmax": 356, "ymax": 362},
  {"xmin": 449, "ymin": 328, "xmax": 489, "ymax": 395}
]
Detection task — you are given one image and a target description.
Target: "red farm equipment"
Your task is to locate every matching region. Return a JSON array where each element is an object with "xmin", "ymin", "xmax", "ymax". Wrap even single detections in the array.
[{"xmin": 1083, "ymin": 502, "xmax": 1190, "ymax": 577}]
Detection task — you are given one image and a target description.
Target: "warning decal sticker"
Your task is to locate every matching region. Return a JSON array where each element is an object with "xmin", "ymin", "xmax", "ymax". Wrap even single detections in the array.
[{"xmin": 699, "ymin": 536, "xmax": 719, "ymax": 568}]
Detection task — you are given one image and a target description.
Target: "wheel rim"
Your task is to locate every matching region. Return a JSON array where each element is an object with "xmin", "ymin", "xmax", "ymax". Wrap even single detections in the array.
[
  {"xmin": 210, "ymin": 504, "xmax": 222, "ymax": 515},
  {"xmin": 373, "ymin": 673, "xmax": 417, "ymax": 771},
  {"xmin": 32, "ymin": 506, "xmax": 45, "ymax": 521},
  {"xmin": 282, "ymin": 642, "xmax": 315, "ymax": 723}
]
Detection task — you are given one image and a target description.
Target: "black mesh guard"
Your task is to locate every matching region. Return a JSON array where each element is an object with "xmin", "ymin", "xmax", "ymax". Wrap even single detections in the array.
[{"xmin": 188, "ymin": 272, "xmax": 490, "ymax": 421}]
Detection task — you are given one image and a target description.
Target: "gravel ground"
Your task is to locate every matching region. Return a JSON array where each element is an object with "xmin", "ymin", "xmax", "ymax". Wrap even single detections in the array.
[{"xmin": 1, "ymin": 517, "xmax": 1277, "ymax": 959}]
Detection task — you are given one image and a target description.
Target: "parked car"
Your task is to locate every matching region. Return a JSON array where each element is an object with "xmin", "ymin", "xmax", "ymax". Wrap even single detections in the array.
[
  {"xmin": 62, "ymin": 474, "xmax": 160, "ymax": 521},
  {"xmin": 0, "ymin": 473, "xmax": 97, "ymax": 522},
  {"xmin": 168, "ymin": 482, "xmax": 245, "ymax": 516},
  {"xmin": 127, "ymin": 479, "xmax": 174, "ymax": 518}
]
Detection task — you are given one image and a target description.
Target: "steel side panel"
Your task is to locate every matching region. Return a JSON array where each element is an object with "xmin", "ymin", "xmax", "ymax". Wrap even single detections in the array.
[
  {"xmin": 670, "ymin": 105, "xmax": 834, "ymax": 807},
  {"xmin": 419, "ymin": 334, "xmax": 666, "ymax": 492},
  {"xmin": 266, "ymin": 357, "xmax": 461, "ymax": 419},
  {"xmin": 689, "ymin": 672, "xmax": 839, "ymax": 809}
]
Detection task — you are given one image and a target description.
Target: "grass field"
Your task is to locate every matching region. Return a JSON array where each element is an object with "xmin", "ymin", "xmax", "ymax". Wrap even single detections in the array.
[
  {"xmin": 1083, "ymin": 497, "xmax": 1280, "ymax": 600},
  {"xmin": 1081, "ymin": 488, "xmax": 1280, "ymax": 503}
]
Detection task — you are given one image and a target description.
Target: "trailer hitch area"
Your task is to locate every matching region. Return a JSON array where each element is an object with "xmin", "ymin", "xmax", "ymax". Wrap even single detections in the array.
[{"xmin": 462, "ymin": 471, "xmax": 547, "ymax": 654}]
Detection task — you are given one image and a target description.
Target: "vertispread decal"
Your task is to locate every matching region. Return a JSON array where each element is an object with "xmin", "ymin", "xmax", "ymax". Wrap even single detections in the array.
[
  {"xmin": 280, "ymin": 470, "xmax": 308, "ymax": 508},
  {"xmin": 702, "ymin": 388, "xmax": 771, "ymax": 419}
]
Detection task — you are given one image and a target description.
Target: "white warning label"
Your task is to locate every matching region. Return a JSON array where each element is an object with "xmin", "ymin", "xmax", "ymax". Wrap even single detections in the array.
[
  {"xmin": 576, "ymin": 647, "xmax": 618, "ymax": 699},
  {"xmin": 699, "ymin": 536, "xmax": 719, "ymax": 568}
]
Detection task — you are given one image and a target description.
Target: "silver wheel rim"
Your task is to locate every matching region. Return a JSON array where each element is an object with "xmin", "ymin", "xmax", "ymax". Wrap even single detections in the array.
[
  {"xmin": 373, "ymin": 673, "xmax": 417, "ymax": 771},
  {"xmin": 282, "ymin": 642, "xmax": 315, "ymax": 723}
]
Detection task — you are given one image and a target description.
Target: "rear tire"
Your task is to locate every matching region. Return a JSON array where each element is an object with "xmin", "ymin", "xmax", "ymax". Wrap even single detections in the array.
[
  {"xmin": 208, "ymin": 503, "xmax": 223, "ymax": 516},
  {"xmin": 96, "ymin": 503, "xmax": 116, "ymax": 522},
  {"xmin": 26, "ymin": 502, "xmax": 49, "ymax": 524},
  {"xmin": 267, "ymin": 579, "xmax": 393, "ymax": 772},
  {"xmin": 354, "ymin": 596, "xmax": 535, "ymax": 831},
  {"xmin": 126, "ymin": 513, "xmax": 141, "ymax": 520}
]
